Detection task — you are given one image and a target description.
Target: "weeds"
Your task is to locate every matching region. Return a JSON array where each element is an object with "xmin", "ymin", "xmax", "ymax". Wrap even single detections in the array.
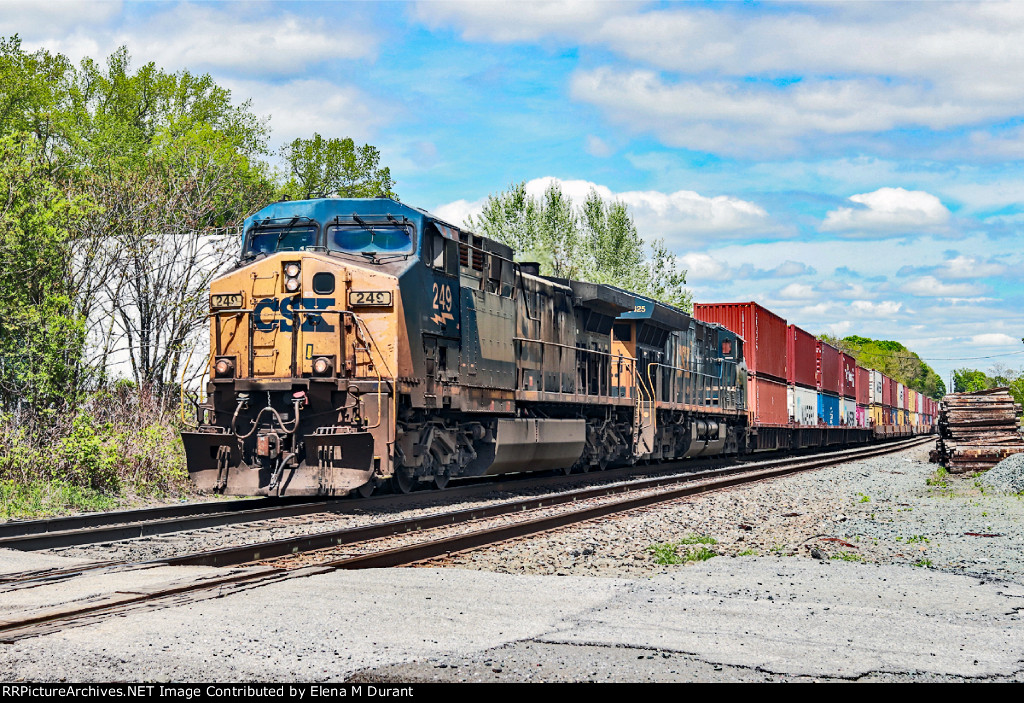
[
  {"xmin": 831, "ymin": 551, "xmax": 864, "ymax": 562},
  {"xmin": 647, "ymin": 535, "xmax": 719, "ymax": 564},
  {"xmin": 914, "ymin": 559, "xmax": 933, "ymax": 568}
]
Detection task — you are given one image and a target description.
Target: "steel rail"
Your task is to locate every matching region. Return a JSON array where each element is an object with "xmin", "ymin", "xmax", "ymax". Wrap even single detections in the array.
[{"xmin": 0, "ymin": 437, "xmax": 927, "ymax": 641}]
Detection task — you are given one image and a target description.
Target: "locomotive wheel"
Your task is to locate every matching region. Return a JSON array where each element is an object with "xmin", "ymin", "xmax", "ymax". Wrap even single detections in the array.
[
  {"xmin": 391, "ymin": 470, "xmax": 415, "ymax": 494},
  {"xmin": 355, "ymin": 480, "xmax": 376, "ymax": 498},
  {"xmin": 433, "ymin": 474, "xmax": 450, "ymax": 490}
]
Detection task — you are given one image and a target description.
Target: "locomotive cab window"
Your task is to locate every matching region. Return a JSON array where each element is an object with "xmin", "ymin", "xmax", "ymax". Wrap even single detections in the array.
[
  {"xmin": 425, "ymin": 226, "xmax": 458, "ymax": 276},
  {"xmin": 325, "ymin": 221, "xmax": 415, "ymax": 256},
  {"xmin": 245, "ymin": 222, "xmax": 318, "ymax": 256}
]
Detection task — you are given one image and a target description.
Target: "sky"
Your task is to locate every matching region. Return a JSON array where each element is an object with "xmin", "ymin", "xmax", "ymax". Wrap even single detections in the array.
[{"xmin": 8, "ymin": 0, "xmax": 1024, "ymax": 388}]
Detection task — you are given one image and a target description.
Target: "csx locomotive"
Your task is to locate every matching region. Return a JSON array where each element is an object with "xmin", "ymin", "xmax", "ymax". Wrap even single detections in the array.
[{"xmin": 181, "ymin": 197, "xmax": 749, "ymax": 496}]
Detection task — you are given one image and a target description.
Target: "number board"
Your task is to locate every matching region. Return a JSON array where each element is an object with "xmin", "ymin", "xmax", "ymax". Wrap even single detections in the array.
[
  {"xmin": 348, "ymin": 290, "xmax": 393, "ymax": 307},
  {"xmin": 210, "ymin": 292, "xmax": 243, "ymax": 309}
]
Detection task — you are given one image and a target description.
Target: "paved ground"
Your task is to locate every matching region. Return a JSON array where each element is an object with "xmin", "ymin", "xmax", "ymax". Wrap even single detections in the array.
[{"xmin": 0, "ymin": 557, "xmax": 1022, "ymax": 682}]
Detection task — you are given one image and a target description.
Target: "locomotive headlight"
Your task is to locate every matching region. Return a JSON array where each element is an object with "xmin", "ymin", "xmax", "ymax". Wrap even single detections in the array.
[
  {"xmin": 214, "ymin": 357, "xmax": 235, "ymax": 378},
  {"xmin": 284, "ymin": 262, "xmax": 300, "ymax": 278},
  {"xmin": 312, "ymin": 356, "xmax": 334, "ymax": 376},
  {"xmin": 284, "ymin": 277, "xmax": 301, "ymax": 292}
]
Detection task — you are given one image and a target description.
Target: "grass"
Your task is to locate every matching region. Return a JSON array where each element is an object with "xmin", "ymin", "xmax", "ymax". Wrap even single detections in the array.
[
  {"xmin": 0, "ymin": 479, "xmax": 118, "ymax": 520},
  {"xmin": 857, "ymin": 493, "xmax": 871, "ymax": 503},
  {"xmin": 926, "ymin": 467, "xmax": 949, "ymax": 488},
  {"xmin": 914, "ymin": 559, "xmax": 933, "ymax": 568},
  {"xmin": 831, "ymin": 551, "xmax": 864, "ymax": 562},
  {"xmin": 647, "ymin": 535, "xmax": 719, "ymax": 564},
  {"xmin": 905, "ymin": 535, "xmax": 929, "ymax": 544}
]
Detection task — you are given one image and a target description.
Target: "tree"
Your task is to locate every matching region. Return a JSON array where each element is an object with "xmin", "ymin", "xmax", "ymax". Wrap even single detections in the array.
[
  {"xmin": 826, "ymin": 335, "xmax": 946, "ymax": 399},
  {"xmin": 467, "ymin": 182, "xmax": 692, "ymax": 311},
  {"xmin": 952, "ymin": 368, "xmax": 991, "ymax": 393},
  {"xmin": 279, "ymin": 134, "xmax": 396, "ymax": 200},
  {"xmin": 0, "ymin": 133, "xmax": 92, "ymax": 410}
]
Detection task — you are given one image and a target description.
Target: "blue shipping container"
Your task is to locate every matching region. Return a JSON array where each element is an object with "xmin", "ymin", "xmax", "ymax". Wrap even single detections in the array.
[{"xmin": 818, "ymin": 391, "xmax": 840, "ymax": 426}]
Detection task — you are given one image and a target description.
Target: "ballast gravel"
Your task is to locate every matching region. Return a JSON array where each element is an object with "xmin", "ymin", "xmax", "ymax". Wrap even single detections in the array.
[{"xmin": 2, "ymin": 442, "xmax": 1023, "ymax": 683}]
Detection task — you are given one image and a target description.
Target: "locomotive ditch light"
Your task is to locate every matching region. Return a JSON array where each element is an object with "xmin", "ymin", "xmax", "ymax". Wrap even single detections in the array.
[
  {"xmin": 284, "ymin": 261, "xmax": 301, "ymax": 292},
  {"xmin": 214, "ymin": 356, "xmax": 236, "ymax": 378},
  {"xmin": 312, "ymin": 356, "xmax": 334, "ymax": 376}
]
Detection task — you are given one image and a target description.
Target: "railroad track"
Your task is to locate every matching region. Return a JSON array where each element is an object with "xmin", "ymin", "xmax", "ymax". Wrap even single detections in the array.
[{"xmin": 0, "ymin": 436, "xmax": 928, "ymax": 642}]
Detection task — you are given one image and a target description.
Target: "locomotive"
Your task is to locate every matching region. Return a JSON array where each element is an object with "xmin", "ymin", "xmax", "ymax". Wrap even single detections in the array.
[{"xmin": 181, "ymin": 197, "xmax": 751, "ymax": 497}]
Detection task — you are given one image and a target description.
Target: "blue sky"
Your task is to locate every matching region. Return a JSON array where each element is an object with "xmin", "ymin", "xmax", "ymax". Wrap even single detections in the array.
[{"xmin": 10, "ymin": 0, "xmax": 1024, "ymax": 387}]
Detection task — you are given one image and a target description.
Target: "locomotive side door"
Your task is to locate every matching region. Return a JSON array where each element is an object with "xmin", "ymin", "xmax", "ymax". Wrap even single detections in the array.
[{"xmin": 422, "ymin": 225, "xmax": 461, "ymax": 406}]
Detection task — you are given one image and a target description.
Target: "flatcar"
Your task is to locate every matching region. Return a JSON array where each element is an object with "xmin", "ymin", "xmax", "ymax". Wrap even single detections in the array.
[{"xmin": 181, "ymin": 197, "xmax": 932, "ymax": 497}]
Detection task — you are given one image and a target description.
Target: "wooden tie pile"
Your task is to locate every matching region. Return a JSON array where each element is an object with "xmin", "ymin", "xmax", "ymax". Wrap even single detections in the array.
[{"xmin": 932, "ymin": 388, "xmax": 1024, "ymax": 473}]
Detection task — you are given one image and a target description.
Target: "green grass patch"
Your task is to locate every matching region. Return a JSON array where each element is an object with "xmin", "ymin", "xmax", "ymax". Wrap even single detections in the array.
[
  {"xmin": 830, "ymin": 551, "xmax": 864, "ymax": 562},
  {"xmin": 914, "ymin": 559, "xmax": 933, "ymax": 568},
  {"xmin": 647, "ymin": 537, "xmax": 719, "ymax": 565},
  {"xmin": 0, "ymin": 479, "xmax": 118, "ymax": 520}
]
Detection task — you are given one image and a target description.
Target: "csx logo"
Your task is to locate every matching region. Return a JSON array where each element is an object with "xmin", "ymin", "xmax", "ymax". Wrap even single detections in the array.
[{"xmin": 254, "ymin": 297, "xmax": 335, "ymax": 332}]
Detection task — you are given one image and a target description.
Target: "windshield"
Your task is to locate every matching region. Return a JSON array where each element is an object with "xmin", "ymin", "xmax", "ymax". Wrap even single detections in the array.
[
  {"xmin": 326, "ymin": 224, "xmax": 414, "ymax": 256},
  {"xmin": 245, "ymin": 224, "xmax": 317, "ymax": 255}
]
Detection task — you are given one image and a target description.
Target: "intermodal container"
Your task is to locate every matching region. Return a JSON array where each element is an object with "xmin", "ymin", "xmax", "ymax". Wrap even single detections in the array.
[
  {"xmin": 869, "ymin": 369, "xmax": 883, "ymax": 405},
  {"xmin": 817, "ymin": 340, "xmax": 841, "ymax": 394},
  {"xmin": 694, "ymin": 302, "xmax": 787, "ymax": 382},
  {"xmin": 883, "ymin": 376, "xmax": 894, "ymax": 407},
  {"xmin": 786, "ymin": 325, "xmax": 817, "ymax": 389},
  {"xmin": 840, "ymin": 353, "xmax": 857, "ymax": 399},
  {"xmin": 856, "ymin": 366, "xmax": 870, "ymax": 405},
  {"xmin": 897, "ymin": 383, "xmax": 906, "ymax": 409},
  {"xmin": 749, "ymin": 375, "xmax": 789, "ymax": 425},
  {"xmin": 856, "ymin": 404, "xmax": 867, "ymax": 428},
  {"xmin": 788, "ymin": 384, "xmax": 818, "ymax": 426},
  {"xmin": 870, "ymin": 403, "xmax": 885, "ymax": 427},
  {"xmin": 840, "ymin": 397, "xmax": 856, "ymax": 426},
  {"xmin": 818, "ymin": 391, "xmax": 840, "ymax": 426}
]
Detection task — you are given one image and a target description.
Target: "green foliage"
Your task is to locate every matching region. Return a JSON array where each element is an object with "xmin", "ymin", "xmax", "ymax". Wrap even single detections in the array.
[
  {"xmin": 821, "ymin": 335, "xmax": 946, "ymax": 399},
  {"xmin": 279, "ymin": 134, "xmax": 396, "ymax": 200},
  {"xmin": 0, "ymin": 479, "xmax": 117, "ymax": 520},
  {"xmin": 467, "ymin": 181, "xmax": 692, "ymax": 311},
  {"xmin": 952, "ymin": 365, "xmax": 1024, "ymax": 407},
  {"xmin": 647, "ymin": 536, "xmax": 718, "ymax": 564},
  {"xmin": 830, "ymin": 551, "xmax": 864, "ymax": 562}
]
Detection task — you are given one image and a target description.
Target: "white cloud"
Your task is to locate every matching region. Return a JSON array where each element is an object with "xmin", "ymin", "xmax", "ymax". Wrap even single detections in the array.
[
  {"xmin": 585, "ymin": 135, "xmax": 613, "ymax": 158},
  {"xmin": 26, "ymin": 3, "xmax": 376, "ymax": 77},
  {"xmin": 432, "ymin": 198, "xmax": 484, "ymax": 229},
  {"xmin": 222, "ymin": 78, "xmax": 392, "ymax": 149},
  {"xmin": 821, "ymin": 188, "xmax": 950, "ymax": 233},
  {"xmin": 849, "ymin": 300, "xmax": 903, "ymax": 316},
  {"xmin": 434, "ymin": 176, "xmax": 771, "ymax": 248},
  {"xmin": 937, "ymin": 255, "xmax": 1007, "ymax": 279},
  {"xmin": 1, "ymin": 2, "xmax": 122, "ymax": 36},
  {"xmin": 968, "ymin": 333, "xmax": 1022, "ymax": 347},
  {"xmin": 900, "ymin": 276, "xmax": 984, "ymax": 298},
  {"xmin": 776, "ymin": 283, "xmax": 817, "ymax": 300}
]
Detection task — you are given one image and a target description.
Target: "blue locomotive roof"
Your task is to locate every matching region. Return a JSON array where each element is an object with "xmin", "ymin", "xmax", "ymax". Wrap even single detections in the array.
[{"xmin": 244, "ymin": 198, "xmax": 438, "ymax": 233}]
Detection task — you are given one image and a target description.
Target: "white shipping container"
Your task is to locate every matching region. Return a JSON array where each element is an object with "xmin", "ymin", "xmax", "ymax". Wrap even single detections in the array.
[
  {"xmin": 897, "ymin": 383, "xmax": 906, "ymax": 409},
  {"xmin": 870, "ymin": 369, "xmax": 882, "ymax": 405},
  {"xmin": 788, "ymin": 384, "xmax": 818, "ymax": 426},
  {"xmin": 840, "ymin": 397, "xmax": 856, "ymax": 426}
]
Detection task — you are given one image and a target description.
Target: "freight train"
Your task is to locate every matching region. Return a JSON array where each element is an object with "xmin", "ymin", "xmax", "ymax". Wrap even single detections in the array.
[{"xmin": 181, "ymin": 197, "xmax": 934, "ymax": 497}]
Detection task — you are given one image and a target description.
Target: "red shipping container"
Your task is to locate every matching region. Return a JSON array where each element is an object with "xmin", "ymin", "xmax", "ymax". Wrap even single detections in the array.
[
  {"xmin": 748, "ymin": 375, "xmax": 789, "ymax": 426},
  {"xmin": 841, "ymin": 353, "xmax": 857, "ymax": 399},
  {"xmin": 889, "ymin": 378, "xmax": 898, "ymax": 408},
  {"xmin": 816, "ymin": 340, "xmax": 841, "ymax": 394},
  {"xmin": 694, "ymin": 302, "xmax": 787, "ymax": 382},
  {"xmin": 882, "ymin": 373, "xmax": 893, "ymax": 406},
  {"xmin": 856, "ymin": 366, "xmax": 869, "ymax": 405},
  {"xmin": 787, "ymin": 324, "xmax": 817, "ymax": 389}
]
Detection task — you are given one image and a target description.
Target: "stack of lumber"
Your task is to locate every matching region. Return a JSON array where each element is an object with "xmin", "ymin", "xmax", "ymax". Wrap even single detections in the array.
[{"xmin": 932, "ymin": 388, "xmax": 1024, "ymax": 473}]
